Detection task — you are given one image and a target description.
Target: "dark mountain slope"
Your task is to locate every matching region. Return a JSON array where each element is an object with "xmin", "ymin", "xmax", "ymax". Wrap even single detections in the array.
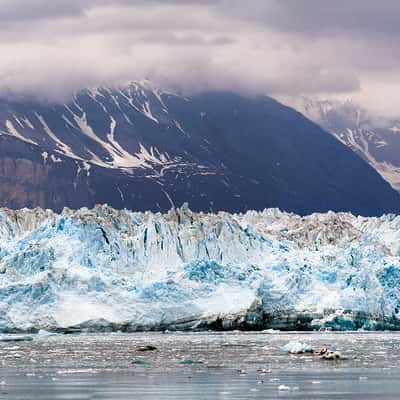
[{"xmin": 0, "ymin": 82, "xmax": 398, "ymax": 215}]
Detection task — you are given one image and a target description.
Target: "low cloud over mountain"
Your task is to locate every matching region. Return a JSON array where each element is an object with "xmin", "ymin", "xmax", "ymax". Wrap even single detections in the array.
[{"xmin": 0, "ymin": 0, "xmax": 399, "ymax": 116}]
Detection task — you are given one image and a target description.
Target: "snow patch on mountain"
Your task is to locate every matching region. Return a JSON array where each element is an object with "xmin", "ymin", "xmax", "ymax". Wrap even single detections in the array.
[
  {"xmin": 0, "ymin": 82, "xmax": 189, "ymax": 174},
  {"xmin": 286, "ymin": 97, "xmax": 400, "ymax": 192}
]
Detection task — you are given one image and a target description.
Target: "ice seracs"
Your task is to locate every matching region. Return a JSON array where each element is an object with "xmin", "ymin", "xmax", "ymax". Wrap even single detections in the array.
[{"xmin": 0, "ymin": 205, "xmax": 399, "ymax": 332}]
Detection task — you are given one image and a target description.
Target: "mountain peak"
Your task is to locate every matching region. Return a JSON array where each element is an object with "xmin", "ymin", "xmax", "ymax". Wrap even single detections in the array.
[
  {"xmin": 0, "ymin": 89, "xmax": 399, "ymax": 215},
  {"xmin": 288, "ymin": 97, "xmax": 400, "ymax": 192}
]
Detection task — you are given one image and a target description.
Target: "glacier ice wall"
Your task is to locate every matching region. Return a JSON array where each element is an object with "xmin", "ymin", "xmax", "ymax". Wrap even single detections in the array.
[{"xmin": 0, "ymin": 204, "xmax": 400, "ymax": 332}]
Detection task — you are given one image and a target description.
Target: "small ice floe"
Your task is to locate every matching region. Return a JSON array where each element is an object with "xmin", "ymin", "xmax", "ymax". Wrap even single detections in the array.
[
  {"xmin": 136, "ymin": 345, "xmax": 158, "ymax": 352},
  {"xmin": 131, "ymin": 359, "xmax": 150, "ymax": 365},
  {"xmin": 180, "ymin": 359, "xmax": 203, "ymax": 365},
  {"xmin": 321, "ymin": 350, "xmax": 347, "ymax": 360},
  {"xmin": 206, "ymin": 365, "xmax": 224, "ymax": 369},
  {"xmin": 314, "ymin": 347, "xmax": 328, "ymax": 355},
  {"xmin": 282, "ymin": 341, "xmax": 313, "ymax": 354},
  {"xmin": 278, "ymin": 384, "xmax": 299, "ymax": 391},
  {"xmin": 257, "ymin": 368, "xmax": 270, "ymax": 374},
  {"xmin": 38, "ymin": 329, "xmax": 59, "ymax": 337},
  {"xmin": 0, "ymin": 335, "xmax": 33, "ymax": 342},
  {"xmin": 57, "ymin": 369, "xmax": 98, "ymax": 375},
  {"xmin": 262, "ymin": 329, "xmax": 278, "ymax": 334},
  {"xmin": 4, "ymin": 353, "xmax": 21, "ymax": 359},
  {"xmin": 282, "ymin": 342, "xmax": 347, "ymax": 360}
]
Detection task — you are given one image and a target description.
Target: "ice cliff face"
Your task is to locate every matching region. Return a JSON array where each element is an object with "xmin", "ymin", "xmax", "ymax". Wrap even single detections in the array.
[{"xmin": 0, "ymin": 205, "xmax": 400, "ymax": 332}]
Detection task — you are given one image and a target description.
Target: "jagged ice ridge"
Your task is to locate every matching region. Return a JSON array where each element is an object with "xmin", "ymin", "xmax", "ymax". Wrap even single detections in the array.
[{"xmin": 0, "ymin": 205, "xmax": 400, "ymax": 332}]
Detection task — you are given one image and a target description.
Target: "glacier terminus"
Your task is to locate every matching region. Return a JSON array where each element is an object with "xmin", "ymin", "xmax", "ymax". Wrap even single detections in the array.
[{"xmin": 0, "ymin": 204, "xmax": 399, "ymax": 333}]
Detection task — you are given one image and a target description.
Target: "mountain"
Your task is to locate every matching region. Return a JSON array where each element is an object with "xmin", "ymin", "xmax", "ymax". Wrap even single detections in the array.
[
  {"xmin": 293, "ymin": 98, "xmax": 400, "ymax": 192},
  {"xmin": 0, "ymin": 81, "xmax": 399, "ymax": 216},
  {"xmin": 0, "ymin": 205, "xmax": 399, "ymax": 332}
]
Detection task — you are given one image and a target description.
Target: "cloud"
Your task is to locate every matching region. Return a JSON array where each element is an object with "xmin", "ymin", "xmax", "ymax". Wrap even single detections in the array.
[
  {"xmin": 221, "ymin": 0, "xmax": 400, "ymax": 36},
  {"xmin": 0, "ymin": 0, "xmax": 398, "ymax": 115}
]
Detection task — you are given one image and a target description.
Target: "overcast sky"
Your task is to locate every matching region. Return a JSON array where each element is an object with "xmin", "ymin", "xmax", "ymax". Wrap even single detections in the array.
[{"xmin": 0, "ymin": 0, "xmax": 399, "ymax": 115}]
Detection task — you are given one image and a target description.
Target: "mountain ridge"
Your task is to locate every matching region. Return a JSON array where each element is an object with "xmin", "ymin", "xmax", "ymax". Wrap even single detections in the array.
[
  {"xmin": 0, "ymin": 83, "xmax": 399, "ymax": 216},
  {"xmin": 290, "ymin": 97, "xmax": 400, "ymax": 192}
]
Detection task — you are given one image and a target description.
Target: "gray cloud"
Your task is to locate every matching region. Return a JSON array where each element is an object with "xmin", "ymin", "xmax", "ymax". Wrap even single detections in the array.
[
  {"xmin": 0, "ymin": 0, "xmax": 399, "ymax": 115},
  {"xmin": 221, "ymin": 0, "xmax": 400, "ymax": 35},
  {"xmin": 0, "ymin": 0, "xmax": 90, "ymax": 21}
]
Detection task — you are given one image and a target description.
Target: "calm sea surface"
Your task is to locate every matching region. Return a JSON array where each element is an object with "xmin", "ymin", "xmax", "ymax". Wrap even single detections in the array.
[{"xmin": 0, "ymin": 331, "xmax": 399, "ymax": 399}]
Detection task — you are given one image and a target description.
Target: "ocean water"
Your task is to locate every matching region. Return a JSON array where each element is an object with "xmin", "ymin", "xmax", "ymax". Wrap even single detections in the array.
[{"xmin": 0, "ymin": 332, "xmax": 399, "ymax": 399}]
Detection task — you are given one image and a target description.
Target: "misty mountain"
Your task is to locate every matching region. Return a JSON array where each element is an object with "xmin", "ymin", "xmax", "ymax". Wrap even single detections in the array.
[
  {"xmin": 295, "ymin": 98, "xmax": 400, "ymax": 192},
  {"xmin": 0, "ymin": 81, "xmax": 399, "ymax": 216}
]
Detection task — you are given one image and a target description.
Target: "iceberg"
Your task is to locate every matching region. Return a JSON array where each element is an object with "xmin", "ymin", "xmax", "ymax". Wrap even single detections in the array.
[
  {"xmin": 282, "ymin": 341, "xmax": 313, "ymax": 354},
  {"xmin": 0, "ymin": 205, "xmax": 399, "ymax": 332}
]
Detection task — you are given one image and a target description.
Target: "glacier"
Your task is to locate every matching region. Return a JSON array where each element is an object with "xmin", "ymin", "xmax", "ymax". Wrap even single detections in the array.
[{"xmin": 0, "ymin": 204, "xmax": 400, "ymax": 332}]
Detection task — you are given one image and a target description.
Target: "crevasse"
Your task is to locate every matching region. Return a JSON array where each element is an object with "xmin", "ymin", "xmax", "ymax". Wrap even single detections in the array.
[{"xmin": 0, "ymin": 204, "xmax": 399, "ymax": 332}]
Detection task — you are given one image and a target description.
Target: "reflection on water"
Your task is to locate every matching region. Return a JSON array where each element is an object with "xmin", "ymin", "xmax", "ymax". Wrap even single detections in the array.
[{"xmin": 0, "ymin": 332, "xmax": 400, "ymax": 399}]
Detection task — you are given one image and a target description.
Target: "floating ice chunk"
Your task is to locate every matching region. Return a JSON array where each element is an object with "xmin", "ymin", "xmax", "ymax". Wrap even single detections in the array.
[
  {"xmin": 180, "ymin": 359, "xmax": 204, "ymax": 365},
  {"xmin": 321, "ymin": 350, "xmax": 346, "ymax": 360},
  {"xmin": 262, "ymin": 329, "xmax": 278, "ymax": 334},
  {"xmin": 131, "ymin": 359, "xmax": 150, "ymax": 365},
  {"xmin": 136, "ymin": 345, "xmax": 157, "ymax": 352},
  {"xmin": 282, "ymin": 341, "xmax": 313, "ymax": 354},
  {"xmin": 37, "ymin": 329, "xmax": 59, "ymax": 337}
]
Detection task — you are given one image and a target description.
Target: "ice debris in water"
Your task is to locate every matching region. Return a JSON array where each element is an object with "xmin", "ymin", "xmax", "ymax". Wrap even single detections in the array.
[
  {"xmin": 0, "ymin": 205, "xmax": 399, "ymax": 332},
  {"xmin": 37, "ymin": 329, "xmax": 58, "ymax": 337},
  {"xmin": 278, "ymin": 385, "xmax": 290, "ymax": 391},
  {"xmin": 136, "ymin": 345, "xmax": 157, "ymax": 352},
  {"xmin": 131, "ymin": 359, "xmax": 150, "ymax": 365},
  {"xmin": 321, "ymin": 350, "xmax": 346, "ymax": 360},
  {"xmin": 180, "ymin": 359, "xmax": 204, "ymax": 365},
  {"xmin": 282, "ymin": 341, "xmax": 313, "ymax": 354},
  {"xmin": 282, "ymin": 342, "xmax": 347, "ymax": 360}
]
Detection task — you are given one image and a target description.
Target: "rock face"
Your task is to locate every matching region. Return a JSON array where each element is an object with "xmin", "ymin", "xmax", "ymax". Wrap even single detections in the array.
[
  {"xmin": 0, "ymin": 205, "xmax": 399, "ymax": 332},
  {"xmin": 0, "ymin": 82, "xmax": 399, "ymax": 216},
  {"xmin": 293, "ymin": 97, "xmax": 400, "ymax": 192}
]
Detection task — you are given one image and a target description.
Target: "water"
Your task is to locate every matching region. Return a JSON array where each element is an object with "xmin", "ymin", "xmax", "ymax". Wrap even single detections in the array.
[{"xmin": 0, "ymin": 332, "xmax": 399, "ymax": 399}]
